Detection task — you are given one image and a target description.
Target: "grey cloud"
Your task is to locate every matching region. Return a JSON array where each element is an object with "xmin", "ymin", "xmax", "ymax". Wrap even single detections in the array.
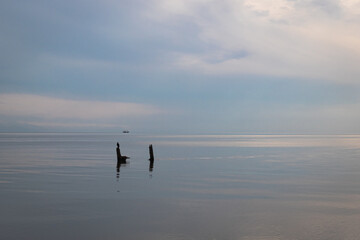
[
  {"xmin": 311, "ymin": 0, "xmax": 342, "ymax": 15},
  {"xmin": 0, "ymin": 0, "xmax": 209, "ymax": 86},
  {"xmin": 0, "ymin": 0, "xmax": 205, "ymax": 99},
  {"xmin": 293, "ymin": 0, "xmax": 342, "ymax": 17},
  {"xmin": 204, "ymin": 50, "xmax": 250, "ymax": 64}
]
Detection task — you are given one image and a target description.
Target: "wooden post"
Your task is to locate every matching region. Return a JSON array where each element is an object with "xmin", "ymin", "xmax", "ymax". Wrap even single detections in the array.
[
  {"xmin": 116, "ymin": 142, "xmax": 122, "ymax": 158},
  {"xmin": 116, "ymin": 142, "xmax": 121, "ymax": 168},
  {"xmin": 116, "ymin": 142, "xmax": 129, "ymax": 167},
  {"xmin": 116, "ymin": 142, "xmax": 127, "ymax": 165},
  {"xmin": 149, "ymin": 144, "xmax": 154, "ymax": 172},
  {"xmin": 149, "ymin": 144, "xmax": 154, "ymax": 161}
]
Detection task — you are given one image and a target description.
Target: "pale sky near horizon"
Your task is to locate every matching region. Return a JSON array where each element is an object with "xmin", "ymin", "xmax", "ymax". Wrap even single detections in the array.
[{"xmin": 1, "ymin": 0, "xmax": 360, "ymax": 134}]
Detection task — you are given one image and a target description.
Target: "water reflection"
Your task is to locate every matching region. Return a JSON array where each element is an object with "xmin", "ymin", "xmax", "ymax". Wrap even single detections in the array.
[
  {"xmin": 3, "ymin": 133, "xmax": 360, "ymax": 240},
  {"xmin": 116, "ymin": 161, "xmax": 129, "ymax": 179},
  {"xmin": 149, "ymin": 160, "xmax": 154, "ymax": 172},
  {"xmin": 151, "ymin": 135, "xmax": 360, "ymax": 149}
]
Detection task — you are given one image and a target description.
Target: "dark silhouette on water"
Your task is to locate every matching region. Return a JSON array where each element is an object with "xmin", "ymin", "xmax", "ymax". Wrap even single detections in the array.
[
  {"xmin": 116, "ymin": 142, "xmax": 129, "ymax": 170},
  {"xmin": 149, "ymin": 144, "xmax": 155, "ymax": 172},
  {"xmin": 149, "ymin": 144, "xmax": 154, "ymax": 161},
  {"xmin": 149, "ymin": 160, "xmax": 154, "ymax": 172}
]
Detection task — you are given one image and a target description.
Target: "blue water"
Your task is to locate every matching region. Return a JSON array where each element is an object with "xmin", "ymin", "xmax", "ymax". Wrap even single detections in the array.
[{"xmin": 1, "ymin": 133, "xmax": 360, "ymax": 239}]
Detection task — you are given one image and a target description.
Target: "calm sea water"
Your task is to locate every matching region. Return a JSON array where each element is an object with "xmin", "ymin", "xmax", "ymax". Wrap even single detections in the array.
[{"xmin": 1, "ymin": 133, "xmax": 360, "ymax": 240}]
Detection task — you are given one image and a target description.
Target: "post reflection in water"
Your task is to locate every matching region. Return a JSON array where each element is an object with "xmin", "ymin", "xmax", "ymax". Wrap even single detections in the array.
[
  {"xmin": 115, "ymin": 142, "xmax": 130, "ymax": 180},
  {"xmin": 149, "ymin": 159, "xmax": 154, "ymax": 172},
  {"xmin": 116, "ymin": 162, "xmax": 129, "ymax": 179},
  {"xmin": 116, "ymin": 167, "xmax": 120, "ymax": 180}
]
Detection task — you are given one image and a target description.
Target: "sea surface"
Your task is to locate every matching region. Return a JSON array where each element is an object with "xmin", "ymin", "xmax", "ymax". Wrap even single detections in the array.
[{"xmin": 2, "ymin": 133, "xmax": 360, "ymax": 240}]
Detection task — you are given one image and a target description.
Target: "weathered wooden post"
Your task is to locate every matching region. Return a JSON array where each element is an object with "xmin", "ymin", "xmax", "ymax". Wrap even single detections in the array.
[
  {"xmin": 116, "ymin": 142, "xmax": 121, "ymax": 169},
  {"xmin": 149, "ymin": 144, "xmax": 154, "ymax": 172},
  {"xmin": 149, "ymin": 144, "xmax": 154, "ymax": 161},
  {"xmin": 116, "ymin": 142, "xmax": 129, "ymax": 167}
]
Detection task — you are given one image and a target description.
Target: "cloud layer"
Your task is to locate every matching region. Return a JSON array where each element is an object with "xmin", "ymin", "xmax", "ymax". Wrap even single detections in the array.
[
  {"xmin": 0, "ymin": 94, "xmax": 161, "ymax": 119},
  {"xmin": 1, "ymin": 0, "xmax": 360, "ymax": 133},
  {"xmin": 149, "ymin": 0, "xmax": 360, "ymax": 82},
  {"xmin": 0, "ymin": 94, "xmax": 164, "ymax": 131},
  {"xmin": 3, "ymin": 0, "xmax": 360, "ymax": 83}
]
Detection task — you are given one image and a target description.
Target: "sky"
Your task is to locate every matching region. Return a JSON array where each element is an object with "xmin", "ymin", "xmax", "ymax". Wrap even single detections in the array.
[{"xmin": 1, "ymin": 0, "xmax": 360, "ymax": 134}]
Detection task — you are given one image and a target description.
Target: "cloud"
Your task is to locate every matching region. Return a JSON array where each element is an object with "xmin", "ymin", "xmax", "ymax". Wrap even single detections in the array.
[
  {"xmin": 5, "ymin": 0, "xmax": 360, "ymax": 85},
  {"xmin": 148, "ymin": 0, "xmax": 360, "ymax": 83},
  {"xmin": 0, "ymin": 94, "xmax": 162, "ymax": 120},
  {"xmin": 1, "ymin": 0, "xmax": 360, "ymax": 134},
  {"xmin": 3, "ymin": 0, "xmax": 360, "ymax": 84},
  {"xmin": 22, "ymin": 121, "xmax": 122, "ymax": 129}
]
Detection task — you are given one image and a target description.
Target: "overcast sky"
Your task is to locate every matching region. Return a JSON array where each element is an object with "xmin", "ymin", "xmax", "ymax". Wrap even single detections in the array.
[{"xmin": 1, "ymin": 0, "xmax": 360, "ymax": 134}]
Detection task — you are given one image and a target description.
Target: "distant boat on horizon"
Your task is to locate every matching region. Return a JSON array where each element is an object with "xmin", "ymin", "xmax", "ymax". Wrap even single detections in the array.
[{"xmin": 123, "ymin": 130, "xmax": 130, "ymax": 133}]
